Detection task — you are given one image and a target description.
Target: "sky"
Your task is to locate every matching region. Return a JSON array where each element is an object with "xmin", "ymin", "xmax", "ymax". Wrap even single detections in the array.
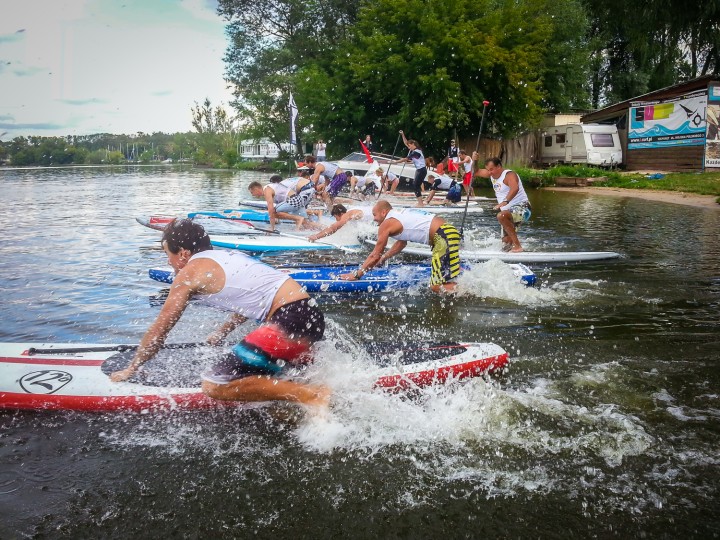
[{"xmin": 0, "ymin": 0, "xmax": 234, "ymax": 140}]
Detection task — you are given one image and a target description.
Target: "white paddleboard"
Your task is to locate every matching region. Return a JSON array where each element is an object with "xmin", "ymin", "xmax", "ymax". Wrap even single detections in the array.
[
  {"xmin": 363, "ymin": 238, "xmax": 620, "ymax": 263},
  {"xmin": 0, "ymin": 341, "xmax": 509, "ymax": 411}
]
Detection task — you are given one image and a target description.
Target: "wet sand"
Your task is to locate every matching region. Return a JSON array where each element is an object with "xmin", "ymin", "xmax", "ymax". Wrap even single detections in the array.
[{"xmin": 544, "ymin": 186, "xmax": 720, "ymax": 210}]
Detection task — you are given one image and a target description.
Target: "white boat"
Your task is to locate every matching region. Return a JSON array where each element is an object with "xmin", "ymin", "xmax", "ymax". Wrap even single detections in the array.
[{"xmin": 336, "ymin": 152, "xmax": 421, "ymax": 185}]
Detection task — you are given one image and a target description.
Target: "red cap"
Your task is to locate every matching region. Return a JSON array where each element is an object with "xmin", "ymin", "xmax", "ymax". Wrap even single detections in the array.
[{"xmin": 482, "ymin": 100, "xmax": 490, "ymax": 106}]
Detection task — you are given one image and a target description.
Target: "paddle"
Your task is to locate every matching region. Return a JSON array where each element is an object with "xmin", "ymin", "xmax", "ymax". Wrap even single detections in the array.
[
  {"xmin": 460, "ymin": 100, "xmax": 490, "ymax": 238},
  {"xmin": 26, "ymin": 342, "xmax": 207, "ymax": 355},
  {"xmin": 241, "ymin": 222, "xmax": 361, "ymax": 253},
  {"xmin": 377, "ymin": 133, "xmax": 402, "ymax": 200}
]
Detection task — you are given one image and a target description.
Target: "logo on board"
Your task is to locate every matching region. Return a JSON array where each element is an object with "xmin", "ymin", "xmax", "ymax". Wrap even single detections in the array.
[{"xmin": 19, "ymin": 370, "xmax": 73, "ymax": 394}]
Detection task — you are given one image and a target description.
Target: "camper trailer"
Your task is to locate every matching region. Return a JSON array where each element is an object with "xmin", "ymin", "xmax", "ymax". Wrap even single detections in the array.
[{"xmin": 540, "ymin": 124, "xmax": 622, "ymax": 167}]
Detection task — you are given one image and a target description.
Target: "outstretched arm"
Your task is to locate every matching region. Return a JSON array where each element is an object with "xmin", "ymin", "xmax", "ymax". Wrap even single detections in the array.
[
  {"xmin": 110, "ymin": 273, "xmax": 195, "ymax": 381},
  {"xmin": 206, "ymin": 313, "xmax": 248, "ymax": 346}
]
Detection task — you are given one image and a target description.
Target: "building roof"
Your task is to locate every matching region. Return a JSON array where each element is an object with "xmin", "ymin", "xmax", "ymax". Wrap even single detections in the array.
[{"xmin": 581, "ymin": 75, "xmax": 719, "ymax": 123}]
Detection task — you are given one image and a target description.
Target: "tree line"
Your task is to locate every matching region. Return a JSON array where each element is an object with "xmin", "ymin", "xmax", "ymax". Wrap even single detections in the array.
[{"xmin": 0, "ymin": 100, "xmax": 243, "ymax": 168}]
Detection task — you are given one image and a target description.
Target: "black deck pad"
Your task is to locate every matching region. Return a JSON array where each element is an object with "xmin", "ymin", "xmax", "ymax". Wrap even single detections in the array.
[
  {"xmin": 100, "ymin": 347, "xmax": 223, "ymax": 388},
  {"xmin": 101, "ymin": 341, "xmax": 469, "ymax": 387}
]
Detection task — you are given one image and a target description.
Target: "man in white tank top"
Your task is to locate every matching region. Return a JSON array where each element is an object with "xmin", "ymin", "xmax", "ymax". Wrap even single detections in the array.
[
  {"xmin": 110, "ymin": 219, "xmax": 329, "ymax": 410},
  {"xmin": 247, "ymin": 175, "xmax": 309, "ymax": 231},
  {"xmin": 308, "ymin": 204, "xmax": 374, "ymax": 242},
  {"xmin": 341, "ymin": 200, "xmax": 461, "ymax": 293},
  {"xmin": 473, "ymin": 155, "xmax": 531, "ymax": 253}
]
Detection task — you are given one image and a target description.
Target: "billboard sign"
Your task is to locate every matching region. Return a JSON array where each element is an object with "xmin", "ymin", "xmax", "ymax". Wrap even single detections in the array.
[{"xmin": 628, "ymin": 91, "xmax": 707, "ymax": 149}]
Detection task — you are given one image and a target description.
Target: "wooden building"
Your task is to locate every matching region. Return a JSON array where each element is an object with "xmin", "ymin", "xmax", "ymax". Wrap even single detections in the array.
[{"xmin": 581, "ymin": 75, "xmax": 720, "ymax": 172}]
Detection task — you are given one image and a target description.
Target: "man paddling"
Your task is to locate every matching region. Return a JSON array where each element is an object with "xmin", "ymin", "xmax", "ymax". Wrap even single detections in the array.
[
  {"xmin": 473, "ymin": 155, "xmax": 531, "ymax": 253},
  {"xmin": 247, "ymin": 174, "xmax": 308, "ymax": 231},
  {"xmin": 110, "ymin": 219, "xmax": 329, "ymax": 410},
  {"xmin": 305, "ymin": 155, "xmax": 349, "ymax": 210},
  {"xmin": 308, "ymin": 204, "xmax": 374, "ymax": 242},
  {"xmin": 340, "ymin": 200, "xmax": 460, "ymax": 293}
]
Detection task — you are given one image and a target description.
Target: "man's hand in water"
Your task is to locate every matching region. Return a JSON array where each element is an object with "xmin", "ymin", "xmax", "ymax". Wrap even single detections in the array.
[{"xmin": 110, "ymin": 367, "xmax": 135, "ymax": 382}]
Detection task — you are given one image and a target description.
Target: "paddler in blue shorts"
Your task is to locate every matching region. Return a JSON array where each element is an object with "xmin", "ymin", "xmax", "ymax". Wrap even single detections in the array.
[
  {"xmin": 473, "ymin": 154, "xmax": 532, "ymax": 253},
  {"xmin": 340, "ymin": 200, "xmax": 460, "ymax": 293},
  {"xmin": 305, "ymin": 155, "xmax": 349, "ymax": 211},
  {"xmin": 110, "ymin": 219, "xmax": 329, "ymax": 410}
]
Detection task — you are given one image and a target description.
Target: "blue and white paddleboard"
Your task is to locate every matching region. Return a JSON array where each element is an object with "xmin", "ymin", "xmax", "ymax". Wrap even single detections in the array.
[
  {"xmin": 238, "ymin": 198, "xmax": 484, "ymax": 215},
  {"xmin": 149, "ymin": 262, "xmax": 536, "ymax": 291},
  {"xmin": 209, "ymin": 234, "xmax": 359, "ymax": 252}
]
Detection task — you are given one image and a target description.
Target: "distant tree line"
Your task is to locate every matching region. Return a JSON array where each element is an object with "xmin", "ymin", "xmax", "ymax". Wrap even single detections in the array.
[{"xmin": 219, "ymin": 0, "xmax": 719, "ymax": 158}]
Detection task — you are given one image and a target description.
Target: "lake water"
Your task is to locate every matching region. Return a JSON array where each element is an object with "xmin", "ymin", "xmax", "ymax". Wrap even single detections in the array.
[{"xmin": 1, "ymin": 166, "xmax": 719, "ymax": 538}]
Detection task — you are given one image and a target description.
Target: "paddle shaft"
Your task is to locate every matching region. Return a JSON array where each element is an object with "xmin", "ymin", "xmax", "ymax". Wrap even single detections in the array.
[
  {"xmin": 377, "ymin": 133, "xmax": 403, "ymax": 200},
  {"xmin": 460, "ymin": 100, "xmax": 489, "ymax": 237},
  {"xmin": 245, "ymin": 222, "xmax": 359, "ymax": 252},
  {"xmin": 26, "ymin": 342, "xmax": 207, "ymax": 355}
]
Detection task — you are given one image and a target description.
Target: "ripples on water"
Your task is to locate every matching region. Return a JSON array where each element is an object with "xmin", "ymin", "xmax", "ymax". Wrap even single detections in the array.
[{"xmin": 0, "ymin": 167, "xmax": 719, "ymax": 537}]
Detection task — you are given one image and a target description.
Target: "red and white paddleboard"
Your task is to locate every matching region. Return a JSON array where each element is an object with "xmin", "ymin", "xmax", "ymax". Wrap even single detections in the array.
[{"xmin": 0, "ymin": 341, "xmax": 508, "ymax": 412}]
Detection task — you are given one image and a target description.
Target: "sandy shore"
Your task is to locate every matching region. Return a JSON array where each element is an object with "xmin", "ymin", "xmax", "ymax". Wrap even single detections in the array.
[{"xmin": 543, "ymin": 186, "xmax": 719, "ymax": 210}]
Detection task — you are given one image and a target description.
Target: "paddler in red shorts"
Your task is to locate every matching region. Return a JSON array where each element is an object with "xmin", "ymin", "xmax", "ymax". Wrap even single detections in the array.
[{"xmin": 110, "ymin": 218, "xmax": 329, "ymax": 409}]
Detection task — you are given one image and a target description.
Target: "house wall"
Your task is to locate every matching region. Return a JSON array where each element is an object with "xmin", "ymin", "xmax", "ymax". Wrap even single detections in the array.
[{"xmin": 626, "ymin": 146, "xmax": 706, "ymax": 172}]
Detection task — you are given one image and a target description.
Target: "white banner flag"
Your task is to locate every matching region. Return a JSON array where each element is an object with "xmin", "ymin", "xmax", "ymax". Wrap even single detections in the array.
[{"xmin": 289, "ymin": 92, "xmax": 298, "ymax": 145}]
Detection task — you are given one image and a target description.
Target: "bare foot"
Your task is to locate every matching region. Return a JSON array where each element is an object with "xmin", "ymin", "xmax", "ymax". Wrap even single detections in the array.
[{"xmin": 510, "ymin": 246, "xmax": 523, "ymax": 253}]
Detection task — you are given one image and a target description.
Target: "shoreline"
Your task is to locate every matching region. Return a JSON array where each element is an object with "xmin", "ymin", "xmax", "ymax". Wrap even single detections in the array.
[{"xmin": 543, "ymin": 186, "xmax": 719, "ymax": 210}]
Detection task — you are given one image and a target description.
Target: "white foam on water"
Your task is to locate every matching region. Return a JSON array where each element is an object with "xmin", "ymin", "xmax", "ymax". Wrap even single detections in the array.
[{"xmin": 454, "ymin": 259, "xmax": 605, "ymax": 305}]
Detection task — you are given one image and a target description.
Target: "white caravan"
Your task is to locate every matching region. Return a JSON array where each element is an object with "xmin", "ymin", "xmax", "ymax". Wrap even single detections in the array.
[{"xmin": 541, "ymin": 124, "xmax": 622, "ymax": 167}]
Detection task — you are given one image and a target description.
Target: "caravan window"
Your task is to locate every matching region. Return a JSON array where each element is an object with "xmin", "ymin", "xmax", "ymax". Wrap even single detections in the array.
[
  {"xmin": 544, "ymin": 136, "xmax": 552, "ymax": 147},
  {"xmin": 555, "ymin": 134, "xmax": 566, "ymax": 144},
  {"xmin": 590, "ymin": 133, "xmax": 614, "ymax": 147}
]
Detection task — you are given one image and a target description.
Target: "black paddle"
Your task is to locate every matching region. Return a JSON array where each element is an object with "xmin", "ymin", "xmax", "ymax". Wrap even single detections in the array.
[
  {"xmin": 377, "ymin": 133, "xmax": 402, "ymax": 200},
  {"xmin": 26, "ymin": 342, "xmax": 207, "ymax": 355},
  {"xmin": 459, "ymin": 100, "xmax": 490, "ymax": 238},
  {"xmin": 242, "ymin": 221, "xmax": 360, "ymax": 253}
]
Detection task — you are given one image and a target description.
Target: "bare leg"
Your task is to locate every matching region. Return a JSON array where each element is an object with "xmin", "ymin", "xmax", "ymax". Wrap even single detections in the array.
[
  {"xmin": 276, "ymin": 211, "xmax": 305, "ymax": 230},
  {"xmin": 202, "ymin": 377, "xmax": 330, "ymax": 407},
  {"xmin": 430, "ymin": 282, "xmax": 457, "ymax": 294},
  {"xmin": 497, "ymin": 211, "xmax": 522, "ymax": 252},
  {"xmin": 390, "ymin": 178, "xmax": 399, "ymax": 195}
]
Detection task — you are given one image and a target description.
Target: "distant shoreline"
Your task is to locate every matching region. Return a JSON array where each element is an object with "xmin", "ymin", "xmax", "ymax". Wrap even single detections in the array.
[{"xmin": 543, "ymin": 186, "xmax": 719, "ymax": 210}]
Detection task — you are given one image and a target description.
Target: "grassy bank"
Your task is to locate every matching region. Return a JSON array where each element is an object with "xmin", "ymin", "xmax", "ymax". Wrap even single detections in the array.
[{"xmin": 510, "ymin": 165, "xmax": 720, "ymax": 201}]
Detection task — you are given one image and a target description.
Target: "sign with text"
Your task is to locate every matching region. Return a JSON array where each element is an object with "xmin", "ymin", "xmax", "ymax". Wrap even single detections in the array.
[
  {"xmin": 705, "ymin": 84, "xmax": 720, "ymax": 168},
  {"xmin": 628, "ymin": 91, "xmax": 707, "ymax": 150}
]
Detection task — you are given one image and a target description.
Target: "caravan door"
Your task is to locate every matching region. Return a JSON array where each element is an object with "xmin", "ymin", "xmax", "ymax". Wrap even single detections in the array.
[{"xmin": 565, "ymin": 127, "xmax": 574, "ymax": 162}]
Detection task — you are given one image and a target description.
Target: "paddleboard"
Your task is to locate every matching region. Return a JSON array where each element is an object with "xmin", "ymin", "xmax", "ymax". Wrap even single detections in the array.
[
  {"xmin": 363, "ymin": 238, "xmax": 620, "ymax": 263},
  {"xmin": 136, "ymin": 215, "xmax": 264, "ymax": 235},
  {"xmin": 136, "ymin": 215, "xmax": 324, "ymax": 236},
  {"xmin": 238, "ymin": 198, "xmax": 484, "ymax": 215},
  {"xmin": 210, "ymin": 234, "xmax": 358, "ymax": 252},
  {"xmin": 188, "ymin": 210, "xmax": 293, "ymax": 224},
  {"xmin": 149, "ymin": 261, "xmax": 536, "ymax": 290},
  {"xmin": 0, "ymin": 341, "xmax": 509, "ymax": 411}
]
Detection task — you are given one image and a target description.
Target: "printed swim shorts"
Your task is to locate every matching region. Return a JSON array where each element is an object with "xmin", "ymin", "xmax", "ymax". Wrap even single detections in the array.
[
  {"xmin": 201, "ymin": 298, "xmax": 325, "ymax": 383},
  {"xmin": 430, "ymin": 223, "xmax": 461, "ymax": 286}
]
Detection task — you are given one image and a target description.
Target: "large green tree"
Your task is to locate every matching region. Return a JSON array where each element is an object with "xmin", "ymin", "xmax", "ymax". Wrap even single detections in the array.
[{"xmin": 585, "ymin": 0, "xmax": 719, "ymax": 107}]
